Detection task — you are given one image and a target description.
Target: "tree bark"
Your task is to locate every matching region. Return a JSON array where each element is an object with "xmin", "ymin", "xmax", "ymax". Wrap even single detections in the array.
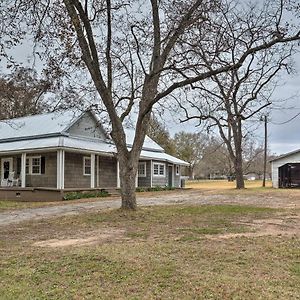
[
  {"xmin": 233, "ymin": 122, "xmax": 245, "ymax": 189},
  {"xmin": 118, "ymin": 152, "xmax": 138, "ymax": 210},
  {"xmin": 188, "ymin": 166, "xmax": 194, "ymax": 180},
  {"xmin": 234, "ymin": 154, "xmax": 245, "ymax": 189}
]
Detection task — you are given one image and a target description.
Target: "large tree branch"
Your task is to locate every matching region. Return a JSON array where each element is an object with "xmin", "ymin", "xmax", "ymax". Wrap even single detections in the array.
[
  {"xmin": 106, "ymin": 0, "xmax": 113, "ymax": 92},
  {"xmin": 141, "ymin": 31, "xmax": 300, "ymax": 119}
]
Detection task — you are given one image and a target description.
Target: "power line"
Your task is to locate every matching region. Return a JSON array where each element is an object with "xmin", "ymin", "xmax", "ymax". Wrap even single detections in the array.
[{"xmin": 271, "ymin": 111, "xmax": 300, "ymax": 125}]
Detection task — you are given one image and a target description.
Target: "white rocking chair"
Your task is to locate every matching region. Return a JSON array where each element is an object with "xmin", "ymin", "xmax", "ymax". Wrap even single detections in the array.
[{"xmin": 7, "ymin": 172, "xmax": 20, "ymax": 187}]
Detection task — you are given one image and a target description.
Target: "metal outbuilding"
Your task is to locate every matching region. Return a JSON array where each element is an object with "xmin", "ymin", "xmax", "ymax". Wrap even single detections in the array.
[{"xmin": 270, "ymin": 150, "xmax": 300, "ymax": 188}]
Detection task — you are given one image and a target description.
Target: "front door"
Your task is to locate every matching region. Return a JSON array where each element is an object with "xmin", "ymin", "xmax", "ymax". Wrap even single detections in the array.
[
  {"xmin": 168, "ymin": 165, "xmax": 173, "ymax": 187},
  {"xmin": 1, "ymin": 158, "xmax": 13, "ymax": 180}
]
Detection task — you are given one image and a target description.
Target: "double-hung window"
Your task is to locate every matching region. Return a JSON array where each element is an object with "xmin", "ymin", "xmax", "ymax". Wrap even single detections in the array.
[
  {"xmin": 26, "ymin": 156, "xmax": 42, "ymax": 175},
  {"xmin": 153, "ymin": 163, "xmax": 165, "ymax": 177},
  {"xmin": 32, "ymin": 157, "xmax": 41, "ymax": 174},
  {"xmin": 138, "ymin": 162, "xmax": 146, "ymax": 177},
  {"xmin": 83, "ymin": 157, "xmax": 91, "ymax": 175}
]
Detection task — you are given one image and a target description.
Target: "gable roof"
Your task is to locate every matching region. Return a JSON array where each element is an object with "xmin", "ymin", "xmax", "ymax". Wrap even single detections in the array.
[
  {"xmin": 0, "ymin": 110, "xmax": 163, "ymax": 152},
  {"xmin": 0, "ymin": 110, "xmax": 80, "ymax": 142},
  {"xmin": 270, "ymin": 148, "xmax": 300, "ymax": 163}
]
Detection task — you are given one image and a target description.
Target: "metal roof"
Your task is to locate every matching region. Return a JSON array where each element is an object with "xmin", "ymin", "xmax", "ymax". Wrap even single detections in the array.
[
  {"xmin": 269, "ymin": 148, "xmax": 300, "ymax": 162},
  {"xmin": 0, "ymin": 111, "xmax": 163, "ymax": 152},
  {"xmin": 0, "ymin": 135, "xmax": 188, "ymax": 165},
  {"xmin": 140, "ymin": 150, "xmax": 190, "ymax": 166},
  {"xmin": 0, "ymin": 110, "xmax": 189, "ymax": 165},
  {"xmin": 0, "ymin": 110, "xmax": 79, "ymax": 141},
  {"xmin": 125, "ymin": 128, "xmax": 164, "ymax": 152}
]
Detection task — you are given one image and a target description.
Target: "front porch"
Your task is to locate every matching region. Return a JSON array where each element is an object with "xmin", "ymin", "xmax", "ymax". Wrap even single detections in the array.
[
  {"xmin": 0, "ymin": 149, "xmax": 183, "ymax": 201},
  {"xmin": 0, "ymin": 150, "xmax": 119, "ymax": 191}
]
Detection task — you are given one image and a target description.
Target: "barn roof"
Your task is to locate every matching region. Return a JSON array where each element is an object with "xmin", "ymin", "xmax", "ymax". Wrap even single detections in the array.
[{"xmin": 269, "ymin": 149, "xmax": 300, "ymax": 162}]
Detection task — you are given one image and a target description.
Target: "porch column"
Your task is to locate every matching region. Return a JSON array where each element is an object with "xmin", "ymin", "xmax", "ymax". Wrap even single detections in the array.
[
  {"xmin": 117, "ymin": 160, "xmax": 120, "ymax": 188},
  {"xmin": 56, "ymin": 150, "xmax": 65, "ymax": 189},
  {"xmin": 150, "ymin": 160, "xmax": 153, "ymax": 188},
  {"xmin": 21, "ymin": 153, "xmax": 26, "ymax": 188},
  {"xmin": 91, "ymin": 153, "xmax": 95, "ymax": 188},
  {"xmin": 96, "ymin": 155, "xmax": 100, "ymax": 187}
]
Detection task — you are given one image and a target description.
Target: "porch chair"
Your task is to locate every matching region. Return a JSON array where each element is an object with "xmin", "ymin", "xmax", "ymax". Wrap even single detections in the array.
[
  {"xmin": 7, "ymin": 172, "xmax": 20, "ymax": 187},
  {"xmin": 1, "ymin": 178, "xmax": 8, "ymax": 187}
]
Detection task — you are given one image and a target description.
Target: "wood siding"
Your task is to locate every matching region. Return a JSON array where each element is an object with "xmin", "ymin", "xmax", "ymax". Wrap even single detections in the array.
[
  {"xmin": 138, "ymin": 160, "xmax": 151, "ymax": 187},
  {"xmin": 64, "ymin": 152, "xmax": 91, "ymax": 188},
  {"xmin": 67, "ymin": 112, "xmax": 106, "ymax": 139},
  {"xmin": 1, "ymin": 152, "xmax": 182, "ymax": 189},
  {"xmin": 98, "ymin": 156, "xmax": 117, "ymax": 187},
  {"xmin": 26, "ymin": 153, "xmax": 57, "ymax": 188}
]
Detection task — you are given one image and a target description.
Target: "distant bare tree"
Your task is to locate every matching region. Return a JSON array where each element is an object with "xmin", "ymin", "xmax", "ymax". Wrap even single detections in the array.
[
  {"xmin": 173, "ymin": 131, "xmax": 208, "ymax": 179},
  {"xmin": 0, "ymin": 68, "xmax": 50, "ymax": 119},
  {"xmin": 196, "ymin": 137, "xmax": 233, "ymax": 179},
  {"xmin": 147, "ymin": 117, "xmax": 175, "ymax": 155}
]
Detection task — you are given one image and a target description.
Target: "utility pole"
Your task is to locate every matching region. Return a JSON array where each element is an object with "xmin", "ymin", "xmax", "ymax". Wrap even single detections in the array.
[{"xmin": 262, "ymin": 115, "xmax": 267, "ymax": 187}]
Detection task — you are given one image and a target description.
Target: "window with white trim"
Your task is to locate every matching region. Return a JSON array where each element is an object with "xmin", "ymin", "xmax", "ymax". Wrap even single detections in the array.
[
  {"xmin": 176, "ymin": 165, "xmax": 180, "ymax": 175},
  {"xmin": 26, "ymin": 156, "xmax": 41, "ymax": 175},
  {"xmin": 32, "ymin": 157, "xmax": 41, "ymax": 174},
  {"xmin": 153, "ymin": 163, "xmax": 165, "ymax": 176},
  {"xmin": 83, "ymin": 157, "xmax": 91, "ymax": 175},
  {"xmin": 138, "ymin": 162, "xmax": 146, "ymax": 177}
]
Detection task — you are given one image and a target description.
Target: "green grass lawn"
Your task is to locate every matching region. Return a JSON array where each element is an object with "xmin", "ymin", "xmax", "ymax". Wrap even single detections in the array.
[{"xmin": 1, "ymin": 204, "xmax": 299, "ymax": 299}]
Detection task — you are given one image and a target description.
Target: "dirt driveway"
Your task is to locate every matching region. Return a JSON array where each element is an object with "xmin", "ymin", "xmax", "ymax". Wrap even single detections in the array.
[{"xmin": 0, "ymin": 189, "xmax": 299, "ymax": 227}]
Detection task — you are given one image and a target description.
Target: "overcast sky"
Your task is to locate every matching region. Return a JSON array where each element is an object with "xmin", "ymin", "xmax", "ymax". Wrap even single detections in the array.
[
  {"xmin": 165, "ymin": 52, "xmax": 300, "ymax": 156},
  {"xmin": 266, "ymin": 54, "xmax": 300, "ymax": 154}
]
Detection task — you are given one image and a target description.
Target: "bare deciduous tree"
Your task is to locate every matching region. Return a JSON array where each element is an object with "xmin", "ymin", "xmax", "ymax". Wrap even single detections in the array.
[
  {"xmin": 0, "ymin": 67, "xmax": 51, "ymax": 119},
  {"xmin": 178, "ymin": 0, "xmax": 300, "ymax": 188},
  {"xmin": 147, "ymin": 117, "xmax": 176, "ymax": 156},
  {"xmin": 173, "ymin": 131, "xmax": 207, "ymax": 179}
]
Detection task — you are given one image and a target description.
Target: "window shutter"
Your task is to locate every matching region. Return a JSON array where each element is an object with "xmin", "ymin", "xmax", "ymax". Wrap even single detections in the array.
[
  {"xmin": 17, "ymin": 157, "xmax": 21, "ymax": 175},
  {"xmin": 41, "ymin": 157, "xmax": 46, "ymax": 174}
]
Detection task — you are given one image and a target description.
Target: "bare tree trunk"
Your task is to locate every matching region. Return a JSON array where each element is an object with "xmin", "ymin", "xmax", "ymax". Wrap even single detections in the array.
[
  {"xmin": 262, "ymin": 115, "xmax": 267, "ymax": 187},
  {"xmin": 232, "ymin": 119, "xmax": 245, "ymax": 189},
  {"xmin": 188, "ymin": 166, "xmax": 194, "ymax": 180},
  {"xmin": 118, "ymin": 153, "xmax": 137, "ymax": 210},
  {"xmin": 235, "ymin": 153, "xmax": 245, "ymax": 189}
]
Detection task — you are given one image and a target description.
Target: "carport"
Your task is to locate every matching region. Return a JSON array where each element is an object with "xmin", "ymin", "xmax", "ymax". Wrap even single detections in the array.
[{"xmin": 278, "ymin": 163, "xmax": 300, "ymax": 188}]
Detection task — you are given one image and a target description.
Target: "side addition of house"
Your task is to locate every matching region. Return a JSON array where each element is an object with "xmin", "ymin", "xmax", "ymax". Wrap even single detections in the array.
[{"xmin": 0, "ymin": 110, "xmax": 188, "ymax": 200}]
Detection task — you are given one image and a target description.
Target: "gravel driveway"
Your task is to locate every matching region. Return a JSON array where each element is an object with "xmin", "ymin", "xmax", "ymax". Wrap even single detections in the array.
[{"xmin": 1, "ymin": 189, "xmax": 299, "ymax": 226}]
